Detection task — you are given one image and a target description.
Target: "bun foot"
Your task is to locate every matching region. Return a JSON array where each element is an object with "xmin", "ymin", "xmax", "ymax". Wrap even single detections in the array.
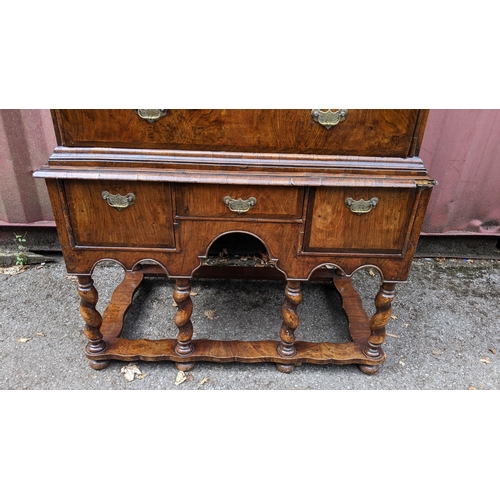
[
  {"xmin": 176, "ymin": 361, "xmax": 196, "ymax": 372},
  {"xmin": 359, "ymin": 364, "xmax": 380, "ymax": 375},
  {"xmin": 88, "ymin": 359, "xmax": 110, "ymax": 370},
  {"xmin": 276, "ymin": 363, "xmax": 296, "ymax": 373}
]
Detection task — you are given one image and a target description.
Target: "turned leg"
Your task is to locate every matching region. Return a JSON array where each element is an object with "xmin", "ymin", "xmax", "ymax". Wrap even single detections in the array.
[
  {"xmin": 174, "ymin": 278, "xmax": 195, "ymax": 371},
  {"xmin": 276, "ymin": 280, "xmax": 302, "ymax": 373},
  {"xmin": 77, "ymin": 276, "xmax": 109, "ymax": 370},
  {"xmin": 360, "ymin": 282, "xmax": 397, "ymax": 375}
]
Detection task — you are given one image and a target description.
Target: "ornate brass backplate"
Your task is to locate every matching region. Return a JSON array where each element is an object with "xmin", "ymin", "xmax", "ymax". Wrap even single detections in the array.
[
  {"xmin": 102, "ymin": 191, "xmax": 136, "ymax": 211},
  {"xmin": 311, "ymin": 109, "xmax": 348, "ymax": 130},
  {"xmin": 133, "ymin": 109, "xmax": 168, "ymax": 123},
  {"xmin": 223, "ymin": 196, "xmax": 257, "ymax": 215},
  {"xmin": 345, "ymin": 197, "xmax": 379, "ymax": 214}
]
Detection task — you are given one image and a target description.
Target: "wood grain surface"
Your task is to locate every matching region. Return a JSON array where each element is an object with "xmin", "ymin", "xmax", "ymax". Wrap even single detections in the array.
[
  {"xmin": 39, "ymin": 109, "xmax": 434, "ymax": 374},
  {"xmin": 53, "ymin": 109, "xmax": 425, "ymax": 157}
]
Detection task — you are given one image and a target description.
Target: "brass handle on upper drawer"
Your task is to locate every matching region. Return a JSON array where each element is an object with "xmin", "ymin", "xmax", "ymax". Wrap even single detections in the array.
[
  {"xmin": 102, "ymin": 191, "xmax": 135, "ymax": 211},
  {"xmin": 133, "ymin": 109, "xmax": 168, "ymax": 123},
  {"xmin": 311, "ymin": 109, "xmax": 348, "ymax": 129},
  {"xmin": 345, "ymin": 197, "xmax": 378, "ymax": 214},
  {"xmin": 224, "ymin": 196, "xmax": 257, "ymax": 214}
]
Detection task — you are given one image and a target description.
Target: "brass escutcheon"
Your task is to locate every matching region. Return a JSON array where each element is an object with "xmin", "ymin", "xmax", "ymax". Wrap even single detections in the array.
[
  {"xmin": 223, "ymin": 196, "xmax": 257, "ymax": 215},
  {"xmin": 102, "ymin": 191, "xmax": 135, "ymax": 211},
  {"xmin": 345, "ymin": 197, "xmax": 379, "ymax": 214},
  {"xmin": 133, "ymin": 109, "xmax": 168, "ymax": 123},
  {"xmin": 311, "ymin": 109, "xmax": 348, "ymax": 130}
]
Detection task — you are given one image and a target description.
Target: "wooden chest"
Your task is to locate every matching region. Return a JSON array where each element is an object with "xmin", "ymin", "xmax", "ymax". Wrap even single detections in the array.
[{"xmin": 35, "ymin": 109, "xmax": 435, "ymax": 374}]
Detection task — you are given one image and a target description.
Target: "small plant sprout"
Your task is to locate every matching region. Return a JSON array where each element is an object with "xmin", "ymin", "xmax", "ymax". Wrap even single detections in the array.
[{"xmin": 14, "ymin": 232, "xmax": 28, "ymax": 266}]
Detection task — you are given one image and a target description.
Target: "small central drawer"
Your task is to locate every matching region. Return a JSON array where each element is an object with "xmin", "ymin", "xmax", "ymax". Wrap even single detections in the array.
[{"xmin": 176, "ymin": 184, "xmax": 304, "ymax": 220}]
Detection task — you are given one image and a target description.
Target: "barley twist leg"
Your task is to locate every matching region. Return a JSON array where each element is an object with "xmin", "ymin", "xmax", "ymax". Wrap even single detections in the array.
[
  {"xmin": 174, "ymin": 279, "xmax": 195, "ymax": 371},
  {"xmin": 77, "ymin": 276, "xmax": 109, "ymax": 370},
  {"xmin": 276, "ymin": 280, "xmax": 302, "ymax": 373},
  {"xmin": 360, "ymin": 282, "xmax": 397, "ymax": 375}
]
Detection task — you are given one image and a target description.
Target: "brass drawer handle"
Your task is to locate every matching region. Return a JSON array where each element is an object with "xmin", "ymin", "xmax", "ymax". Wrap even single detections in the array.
[
  {"xmin": 224, "ymin": 196, "xmax": 257, "ymax": 214},
  {"xmin": 345, "ymin": 197, "xmax": 378, "ymax": 214},
  {"xmin": 133, "ymin": 109, "xmax": 168, "ymax": 123},
  {"xmin": 311, "ymin": 109, "xmax": 348, "ymax": 129},
  {"xmin": 102, "ymin": 191, "xmax": 135, "ymax": 211}
]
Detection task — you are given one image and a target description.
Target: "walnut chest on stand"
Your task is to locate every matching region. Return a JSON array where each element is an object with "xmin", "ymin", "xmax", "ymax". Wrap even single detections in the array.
[{"xmin": 34, "ymin": 109, "xmax": 435, "ymax": 375}]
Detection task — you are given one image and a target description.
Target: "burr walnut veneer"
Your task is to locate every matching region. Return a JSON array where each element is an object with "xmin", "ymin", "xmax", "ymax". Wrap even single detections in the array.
[{"xmin": 35, "ymin": 109, "xmax": 435, "ymax": 374}]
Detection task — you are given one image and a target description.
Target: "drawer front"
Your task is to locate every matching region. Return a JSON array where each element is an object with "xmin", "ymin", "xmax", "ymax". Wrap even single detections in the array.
[
  {"xmin": 176, "ymin": 184, "xmax": 304, "ymax": 220},
  {"xmin": 304, "ymin": 186, "xmax": 417, "ymax": 254},
  {"xmin": 64, "ymin": 180, "xmax": 175, "ymax": 248},
  {"xmin": 54, "ymin": 109, "xmax": 421, "ymax": 157}
]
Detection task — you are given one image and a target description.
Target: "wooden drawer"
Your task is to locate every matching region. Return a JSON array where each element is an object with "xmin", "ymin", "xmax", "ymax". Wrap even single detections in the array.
[
  {"xmin": 176, "ymin": 184, "xmax": 304, "ymax": 220},
  {"xmin": 53, "ymin": 109, "xmax": 424, "ymax": 157},
  {"xmin": 63, "ymin": 180, "xmax": 175, "ymax": 248},
  {"xmin": 304, "ymin": 186, "xmax": 417, "ymax": 254}
]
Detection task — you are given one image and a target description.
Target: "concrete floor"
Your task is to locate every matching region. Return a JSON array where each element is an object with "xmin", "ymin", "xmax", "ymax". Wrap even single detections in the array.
[{"xmin": 1, "ymin": 250, "xmax": 499, "ymax": 390}]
